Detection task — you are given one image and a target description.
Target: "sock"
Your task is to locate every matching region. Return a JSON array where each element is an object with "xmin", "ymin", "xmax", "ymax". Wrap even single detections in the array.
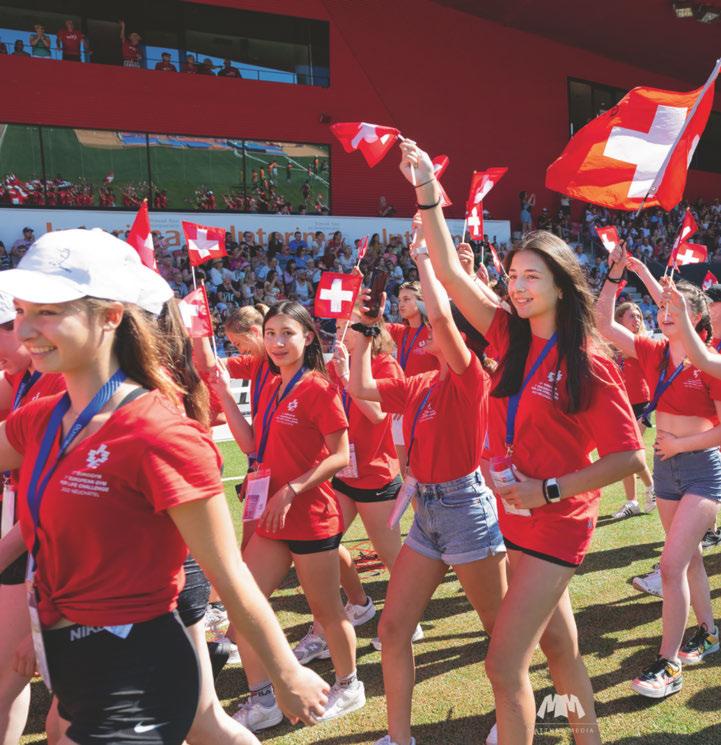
[
  {"xmin": 335, "ymin": 670, "xmax": 358, "ymax": 689},
  {"xmin": 250, "ymin": 680, "xmax": 276, "ymax": 708}
]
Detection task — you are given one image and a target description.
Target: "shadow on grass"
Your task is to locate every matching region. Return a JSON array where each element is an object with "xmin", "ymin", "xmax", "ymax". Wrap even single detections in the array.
[{"xmin": 576, "ymin": 540, "xmax": 664, "ymax": 576}]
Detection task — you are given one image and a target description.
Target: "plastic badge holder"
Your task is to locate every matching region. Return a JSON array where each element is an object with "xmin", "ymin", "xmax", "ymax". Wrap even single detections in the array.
[
  {"xmin": 243, "ymin": 469, "xmax": 271, "ymax": 522},
  {"xmin": 1, "ymin": 478, "xmax": 14, "ymax": 538},
  {"xmin": 490, "ymin": 455, "xmax": 531, "ymax": 517},
  {"xmin": 388, "ymin": 474, "xmax": 418, "ymax": 530},
  {"xmin": 336, "ymin": 443, "xmax": 359, "ymax": 480}
]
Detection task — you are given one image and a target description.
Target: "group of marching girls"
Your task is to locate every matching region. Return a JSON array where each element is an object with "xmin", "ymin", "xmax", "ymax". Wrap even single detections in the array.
[{"xmin": 0, "ymin": 142, "xmax": 717, "ymax": 745}]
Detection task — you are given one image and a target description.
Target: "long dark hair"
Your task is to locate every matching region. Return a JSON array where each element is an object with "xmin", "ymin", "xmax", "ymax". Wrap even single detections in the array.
[
  {"xmin": 264, "ymin": 300, "xmax": 327, "ymax": 375},
  {"xmin": 491, "ymin": 231, "xmax": 604, "ymax": 413}
]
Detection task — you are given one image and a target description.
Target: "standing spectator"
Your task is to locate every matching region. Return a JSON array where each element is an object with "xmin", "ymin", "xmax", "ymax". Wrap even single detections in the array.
[
  {"xmin": 197, "ymin": 58, "xmax": 215, "ymax": 75},
  {"xmin": 29, "ymin": 25, "xmax": 52, "ymax": 58},
  {"xmin": 11, "ymin": 228, "xmax": 34, "ymax": 266},
  {"xmin": 0, "ymin": 43, "xmax": 7, "ymax": 54},
  {"xmin": 57, "ymin": 19, "xmax": 86, "ymax": 62},
  {"xmin": 154, "ymin": 52, "xmax": 176, "ymax": 71},
  {"xmin": 217, "ymin": 58, "xmax": 240, "ymax": 78},
  {"xmin": 519, "ymin": 190, "xmax": 535, "ymax": 235},
  {"xmin": 378, "ymin": 195, "xmax": 395, "ymax": 217},
  {"xmin": 286, "ymin": 161, "xmax": 293, "ymax": 181},
  {"xmin": 12, "ymin": 40, "xmax": 29, "ymax": 57},
  {"xmin": 119, "ymin": 20, "xmax": 143, "ymax": 67},
  {"xmin": 181, "ymin": 53, "xmax": 197, "ymax": 73}
]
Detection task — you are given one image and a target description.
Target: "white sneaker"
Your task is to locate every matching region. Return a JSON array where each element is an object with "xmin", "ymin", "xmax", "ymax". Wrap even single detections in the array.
[
  {"xmin": 345, "ymin": 597, "xmax": 377, "ymax": 626},
  {"xmin": 293, "ymin": 626, "xmax": 331, "ymax": 665},
  {"xmin": 374, "ymin": 736, "xmax": 416, "ymax": 745},
  {"xmin": 485, "ymin": 722, "xmax": 498, "ymax": 745},
  {"xmin": 644, "ymin": 487, "xmax": 657, "ymax": 513},
  {"xmin": 204, "ymin": 602, "xmax": 229, "ymax": 632},
  {"xmin": 232, "ymin": 699, "xmax": 283, "ymax": 731},
  {"xmin": 632, "ymin": 567, "xmax": 663, "ymax": 597},
  {"xmin": 213, "ymin": 636, "xmax": 241, "ymax": 665},
  {"xmin": 318, "ymin": 680, "xmax": 366, "ymax": 721},
  {"xmin": 613, "ymin": 500, "xmax": 641, "ymax": 519},
  {"xmin": 372, "ymin": 624, "xmax": 424, "ymax": 652}
]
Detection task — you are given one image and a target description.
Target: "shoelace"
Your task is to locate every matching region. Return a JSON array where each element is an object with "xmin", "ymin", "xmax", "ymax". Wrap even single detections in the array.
[
  {"xmin": 642, "ymin": 657, "xmax": 677, "ymax": 679},
  {"xmin": 685, "ymin": 625, "xmax": 710, "ymax": 650}
]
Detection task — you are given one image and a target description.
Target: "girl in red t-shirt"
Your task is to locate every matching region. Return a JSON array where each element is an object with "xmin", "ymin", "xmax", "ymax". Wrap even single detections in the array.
[
  {"xmin": 599, "ymin": 248, "xmax": 721, "ymax": 699},
  {"xmin": 400, "ymin": 141, "xmax": 644, "ymax": 744},
  {"xmin": 212, "ymin": 301, "xmax": 365, "ymax": 732},
  {"xmin": 0, "ymin": 231, "xmax": 328, "ymax": 744},
  {"xmin": 348, "ymin": 222, "xmax": 507, "ymax": 745},
  {"xmin": 609, "ymin": 301, "xmax": 655, "ymax": 517}
]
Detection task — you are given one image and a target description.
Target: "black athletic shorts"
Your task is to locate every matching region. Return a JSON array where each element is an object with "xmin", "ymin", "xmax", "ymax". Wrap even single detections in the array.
[
  {"xmin": 47, "ymin": 612, "xmax": 199, "ymax": 745},
  {"xmin": 0, "ymin": 550, "xmax": 27, "ymax": 586},
  {"xmin": 176, "ymin": 555, "xmax": 210, "ymax": 628},
  {"xmin": 286, "ymin": 533, "xmax": 343, "ymax": 554},
  {"xmin": 332, "ymin": 474, "xmax": 402, "ymax": 503}
]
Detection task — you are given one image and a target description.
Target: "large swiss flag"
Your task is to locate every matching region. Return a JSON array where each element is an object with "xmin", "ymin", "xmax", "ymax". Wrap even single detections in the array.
[{"xmin": 126, "ymin": 199, "xmax": 157, "ymax": 271}]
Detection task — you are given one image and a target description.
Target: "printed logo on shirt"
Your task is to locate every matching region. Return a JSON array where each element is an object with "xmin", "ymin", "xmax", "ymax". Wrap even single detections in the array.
[
  {"xmin": 86, "ymin": 444, "xmax": 110, "ymax": 469},
  {"xmin": 547, "ymin": 370, "xmax": 563, "ymax": 384},
  {"xmin": 530, "ymin": 379, "xmax": 561, "ymax": 401},
  {"xmin": 418, "ymin": 403, "xmax": 437, "ymax": 423},
  {"xmin": 683, "ymin": 371, "xmax": 704, "ymax": 391},
  {"xmin": 287, "ymin": 399, "xmax": 299, "ymax": 412}
]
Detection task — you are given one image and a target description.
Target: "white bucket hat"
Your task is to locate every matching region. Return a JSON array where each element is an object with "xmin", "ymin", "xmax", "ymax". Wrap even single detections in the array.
[
  {"xmin": 0, "ymin": 292, "xmax": 16, "ymax": 325},
  {"xmin": 0, "ymin": 229, "xmax": 172, "ymax": 315}
]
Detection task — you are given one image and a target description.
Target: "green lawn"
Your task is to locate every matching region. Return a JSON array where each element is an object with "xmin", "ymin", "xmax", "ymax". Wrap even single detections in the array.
[{"xmin": 20, "ymin": 429, "xmax": 721, "ymax": 744}]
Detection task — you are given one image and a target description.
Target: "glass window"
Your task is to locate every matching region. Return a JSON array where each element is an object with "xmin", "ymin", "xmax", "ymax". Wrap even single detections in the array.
[
  {"xmin": 568, "ymin": 78, "xmax": 625, "ymax": 136},
  {"xmin": 0, "ymin": 2, "xmax": 82, "ymax": 60},
  {"xmin": 0, "ymin": 124, "xmax": 44, "ymax": 206},
  {"xmin": 41, "ymin": 126, "xmax": 149, "ymax": 208},
  {"xmin": 692, "ymin": 111, "xmax": 721, "ymax": 174}
]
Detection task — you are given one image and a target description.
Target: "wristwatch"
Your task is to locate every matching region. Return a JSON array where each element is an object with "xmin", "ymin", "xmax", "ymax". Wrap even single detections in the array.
[{"xmin": 543, "ymin": 477, "xmax": 561, "ymax": 503}]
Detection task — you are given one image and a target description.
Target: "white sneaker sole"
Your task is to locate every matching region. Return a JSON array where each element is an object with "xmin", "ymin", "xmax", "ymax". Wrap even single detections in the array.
[
  {"xmin": 318, "ymin": 683, "xmax": 366, "ymax": 722},
  {"xmin": 679, "ymin": 643, "xmax": 719, "ymax": 665},
  {"xmin": 631, "ymin": 677, "xmax": 682, "ymax": 698},
  {"xmin": 631, "ymin": 578, "xmax": 662, "ymax": 597},
  {"xmin": 233, "ymin": 707, "xmax": 283, "ymax": 732},
  {"xmin": 347, "ymin": 603, "xmax": 376, "ymax": 627},
  {"xmin": 295, "ymin": 646, "xmax": 332, "ymax": 665}
]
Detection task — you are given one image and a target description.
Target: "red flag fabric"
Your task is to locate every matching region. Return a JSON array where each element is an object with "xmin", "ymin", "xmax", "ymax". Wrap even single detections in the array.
[
  {"xmin": 489, "ymin": 243, "xmax": 505, "ymax": 277},
  {"xmin": 182, "ymin": 221, "xmax": 227, "ymax": 267},
  {"xmin": 595, "ymin": 225, "xmax": 621, "ymax": 253},
  {"xmin": 467, "ymin": 204, "xmax": 484, "ymax": 241},
  {"xmin": 126, "ymin": 199, "xmax": 157, "ymax": 271},
  {"xmin": 178, "ymin": 286, "xmax": 213, "ymax": 338},
  {"xmin": 668, "ymin": 208, "xmax": 699, "ymax": 266},
  {"xmin": 330, "ymin": 122, "xmax": 400, "ymax": 167},
  {"xmin": 314, "ymin": 272, "xmax": 363, "ymax": 320},
  {"xmin": 357, "ymin": 235, "xmax": 369, "ymax": 261},
  {"xmin": 465, "ymin": 168, "xmax": 508, "ymax": 212},
  {"xmin": 432, "ymin": 155, "xmax": 452, "ymax": 207},
  {"xmin": 615, "ymin": 279, "xmax": 628, "ymax": 298},
  {"xmin": 702, "ymin": 270, "xmax": 718, "ymax": 291},
  {"xmin": 674, "ymin": 242, "xmax": 707, "ymax": 267},
  {"xmin": 546, "ymin": 62, "xmax": 720, "ymax": 211}
]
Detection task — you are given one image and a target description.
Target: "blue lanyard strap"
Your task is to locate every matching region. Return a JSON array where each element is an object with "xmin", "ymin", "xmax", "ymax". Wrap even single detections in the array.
[
  {"xmin": 13, "ymin": 371, "xmax": 41, "ymax": 411},
  {"xmin": 27, "ymin": 369, "xmax": 127, "ymax": 564},
  {"xmin": 341, "ymin": 389, "xmax": 351, "ymax": 418},
  {"xmin": 252, "ymin": 363, "xmax": 271, "ymax": 418},
  {"xmin": 505, "ymin": 333, "xmax": 558, "ymax": 453},
  {"xmin": 256, "ymin": 367, "xmax": 306, "ymax": 465},
  {"xmin": 407, "ymin": 385, "xmax": 435, "ymax": 463},
  {"xmin": 716, "ymin": 339, "xmax": 721, "ymax": 353},
  {"xmin": 639, "ymin": 345, "xmax": 684, "ymax": 420},
  {"xmin": 399, "ymin": 326, "xmax": 423, "ymax": 371}
]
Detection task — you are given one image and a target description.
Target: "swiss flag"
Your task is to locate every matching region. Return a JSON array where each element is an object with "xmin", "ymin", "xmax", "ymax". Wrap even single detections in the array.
[
  {"xmin": 595, "ymin": 225, "xmax": 621, "ymax": 253},
  {"xmin": 674, "ymin": 242, "xmax": 707, "ymax": 267},
  {"xmin": 489, "ymin": 243, "xmax": 505, "ymax": 277},
  {"xmin": 465, "ymin": 168, "xmax": 507, "ymax": 240},
  {"xmin": 178, "ymin": 286, "xmax": 213, "ymax": 338},
  {"xmin": 314, "ymin": 272, "xmax": 362, "ymax": 320},
  {"xmin": 357, "ymin": 235, "xmax": 369, "ymax": 261},
  {"xmin": 546, "ymin": 61, "xmax": 721, "ymax": 210},
  {"xmin": 330, "ymin": 122, "xmax": 400, "ymax": 167},
  {"xmin": 126, "ymin": 199, "xmax": 157, "ymax": 271},
  {"xmin": 668, "ymin": 207, "xmax": 699, "ymax": 266},
  {"xmin": 702, "ymin": 270, "xmax": 718, "ymax": 291},
  {"xmin": 182, "ymin": 221, "xmax": 227, "ymax": 267},
  {"xmin": 432, "ymin": 155, "xmax": 452, "ymax": 207}
]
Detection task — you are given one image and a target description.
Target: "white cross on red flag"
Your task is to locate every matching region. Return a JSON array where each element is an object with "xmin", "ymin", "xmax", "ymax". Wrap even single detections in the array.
[
  {"xmin": 330, "ymin": 122, "xmax": 401, "ymax": 167},
  {"xmin": 595, "ymin": 225, "xmax": 621, "ymax": 253},
  {"xmin": 314, "ymin": 272, "xmax": 362, "ymax": 320},
  {"xmin": 357, "ymin": 235, "xmax": 369, "ymax": 261},
  {"xmin": 432, "ymin": 155, "xmax": 452, "ymax": 207},
  {"xmin": 546, "ymin": 60, "xmax": 721, "ymax": 211},
  {"xmin": 465, "ymin": 168, "xmax": 508, "ymax": 240},
  {"xmin": 668, "ymin": 208, "xmax": 699, "ymax": 266},
  {"xmin": 178, "ymin": 285, "xmax": 213, "ymax": 338},
  {"xmin": 126, "ymin": 199, "xmax": 157, "ymax": 271},
  {"xmin": 182, "ymin": 221, "xmax": 227, "ymax": 267},
  {"xmin": 489, "ymin": 243, "xmax": 505, "ymax": 277},
  {"xmin": 702, "ymin": 270, "xmax": 718, "ymax": 291},
  {"xmin": 674, "ymin": 242, "xmax": 707, "ymax": 267}
]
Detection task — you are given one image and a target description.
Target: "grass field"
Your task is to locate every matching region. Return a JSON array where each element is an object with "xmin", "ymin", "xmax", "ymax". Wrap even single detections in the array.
[
  {"xmin": 19, "ymin": 429, "xmax": 721, "ymax": 744},
  {"xmin": 0, "ymin": 124, "xmax": 330, "ymax": 210}
]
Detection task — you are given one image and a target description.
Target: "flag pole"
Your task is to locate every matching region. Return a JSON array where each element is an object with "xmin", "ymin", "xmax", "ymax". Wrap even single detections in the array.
[
  {"xmin": 460, "ymin": 217, "xmax": 468, "ymax": 245},
  {"xmin": 200, "ymin": 278, "xmax": 217, "ymax": 359},
  {"xmin": 636, "ymin": 57, "xmax": 721, "ymax": 217},
  {"xmin": 191, "ymin": 265, "xmax": 197, "ymax": 290}
]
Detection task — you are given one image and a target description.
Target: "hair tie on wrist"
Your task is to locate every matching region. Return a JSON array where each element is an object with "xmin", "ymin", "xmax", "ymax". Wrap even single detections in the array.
[
  {"xmin": 416, "ymin": 195, "xmax": 442, "ymax": 210},
  {"xmin": 414, "ymin": 178, "xmax": 435, "ymax": 189}
]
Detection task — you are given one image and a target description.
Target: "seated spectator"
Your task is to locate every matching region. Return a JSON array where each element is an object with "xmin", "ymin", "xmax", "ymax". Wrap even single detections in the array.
[
  {"xmin": 0, "ymin": 42, "xmax": 7, "ymax": 54},
  {"xmin": 57, "ymin": 19, "xmax": 86, "ymax": 62},
  {"xmin": 181, "ymin": 54, "xmax": 197, "ymax": 73},
  {"xmin": 288, "ymin": 230, "xmax": 307, "ymax": 252},
  {"xmin": 11, "ymin": 227, "xmax": 34, "ymax": 266},
  {"xmin": 378, "ymin": 195, "xmax": 395, "ymax": 217},
  {"xmin": 283, "ymin": 259, "xmax": 297, "ymax": 293},
  {"xmin": 197, "ymin": 58, "xmax": 215, "ymax": 75},
  {"xmin": 154, "ymin": 52, "xmax": 177, "ymax": 71},
  {"xmin": 29, "ymin": 25, "xmax": 52, "ymax": 58},
  {"xmin": 12, "ymin": 40, "xmax": 29, "ymax": 57},
  {"xmin": 207, "ymin": 258, "xmax": 225, "ymax": 288},
  {"xmin": 217, "ymin": 58, "xmax": 241, "ymax": 78},
  {"xmin": 574, "ymin": 243, "xmax": 589, "ymax": 269},
  {"xmin": 338, "ymin": 246, "xmax": 355, "ymax": 272},
  {"xmin": 263, "ymin": 270, "xmax": 282, "ymax": 303},
  {"xmin": 119, "ymin": 20, "xmax": 143, "ymax": 68},
  {"xmin": 293, "ymin": 269, "xmax": 314, "ymax": 308},
  {"xmin": 0, "ymin": 241, "xmax": 10, "ymax": 270}
]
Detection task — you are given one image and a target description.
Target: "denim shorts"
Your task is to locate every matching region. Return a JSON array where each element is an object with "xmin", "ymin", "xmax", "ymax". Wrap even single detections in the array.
[
  {"xmin": 653, "ymin": 447, "xmax": 721, "ymax": 503},
  {"xmin": 406, "ymin": 469, "xmax": 506, "ymax": 565}
]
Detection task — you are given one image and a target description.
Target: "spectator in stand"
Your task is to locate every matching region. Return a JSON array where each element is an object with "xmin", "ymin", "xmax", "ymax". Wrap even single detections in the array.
[
  {"xmin": 574, "ymin": 243, "xmax": 590, "ymax": 270},
  {"xmin": 0, "ymin": 242, "xmax": 9, "ymax": 270},
  {"xmin": 294, "ymin": 269, "xmax": 314, "ymax": 309},
  {"xmin": 155, "ymin": 52, "xmax": 177, "ymax": 71},
  {"xmin": 519, "ymin": 190, "xmax": 535, "ymax": 234},
  {"xmin": 57, "ymin": 19, "xmax": 87, "ymax": 62},
  {"xmin": 264, "ymin": 269, "xmax": 282, "ymax": 303},
  {"xmin": 289, "ymin": 231, "xmax": 307, "ymax": 252},
  {"xmin": 197, "ymin": 58, "xmax": 215, "ymax": 75},
  {"xmin": 338, "ymin": 246, "xmax": 355, "ymax": 273},
  {"xmin": 29, "ymin": 25, "xmax": 52, "ymax": 58},
  {"xmin": 12, "ymin": 40, "xmax": 29, "ymax": 56},
  {"xmin": 0, "ymin": 42, "xmax": 6, "ymax": 54},
  {"xmin": 378, "ymin": 195, "xmax": 396, "ymax": 217},
  {"xmin": 119, "ymin": 20, "xmax": 143, "ymax": 68},
  {"xmin": 181, "ymin": 53, "xmax": 197, "ymax": 73},
  {"xmin": 11, "ymin": 228, "xmax": 33, "ymax": 266},
  {"xmin": 217, "ymin": 58, "xmax": 241, "ymax": 78},
  {"xmin": 283, "ymin": 259, "xmax": 298, "ymax": 294}
]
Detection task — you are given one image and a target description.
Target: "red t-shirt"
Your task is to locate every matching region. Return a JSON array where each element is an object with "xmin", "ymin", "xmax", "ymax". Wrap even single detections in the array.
[
  {"xmin": 634, "ymin": 335, "xmax": 721, "ymax": 421},
  {"xmin": 6, "ymin": 390, "xmax": 223, "ymax": 627},
  {"xmin": 387, "ymin": 323, "xmax": 439, "ymax": 377},
  {"xmin": 618, "ymin": 355, "xmax": 650, "ymax": 405},
  {"xmin": 226, "ymin": 355, "xmax": 277, "ymax": 419},
  {"xmin": 122, "ymin": 39, "xmax": 141, "ymax": 62},
  {"xmin": 253, "ymin": 371, "xmax": 347, "ymax": 541},
  {"xmin": 377, "ymin": 354, "xmax": 489, "ymax": 483},
  {"xmin": 57, "ymin": 29, "xmax": 83, "ymax": 55},
  {"xmin": 329, "ymin": 353, "xmax": 401, "ymax": 489},
  {"xmin": 485, "ymin": 309, "xmax": 642, "ymax": 565}
]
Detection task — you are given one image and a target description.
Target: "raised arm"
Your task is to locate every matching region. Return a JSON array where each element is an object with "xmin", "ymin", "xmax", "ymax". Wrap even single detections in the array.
[
  {"xmin": 205, "ymin": 359, "xmax": 255, "ymax": 452},
  {"xmin": 625, "ymin": 254, "xmax": 663, "ymax": 305},
  {"xmin": 594, "ymin": 244, "xmax": 637, "ymax": 358},
  {"xmin": 398, "ymin": 140, "xmax": 498, "ymax": 335},
  {"xmin": 331, "ymin": 344, "xmax": 386, "ymax": 423}
]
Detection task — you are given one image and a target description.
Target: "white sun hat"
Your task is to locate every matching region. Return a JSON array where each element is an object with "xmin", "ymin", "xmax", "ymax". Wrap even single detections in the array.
[
  {"xmin": 0, "ymin": 292, "xmax": 16, "ymax": 325},
  {"xmin": 0, "ymin": 228, "xmax": 172, "ymax": 314}
]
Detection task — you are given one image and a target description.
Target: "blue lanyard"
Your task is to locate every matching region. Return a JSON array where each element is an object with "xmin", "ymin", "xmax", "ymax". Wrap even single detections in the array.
[
  {"xmin": 27, "ymin": 369, "xmax": 127, "ymax": 565},
  {"xmin": 341, "ymin": 389, "xmax": 351, "ymax": 418},
  {"xmin": 407, "ymin": 385, "xmax": 435, "ymax": 462},
  {"xmin": 639, "ymin": 345, "xmax": 684, "ymax": 419},
  {"xmin": 716, "ymin": 339, "xmax": 721, "ymax": 352},
  {"xmin": 13, "ymin": 371, "xmax": 41, "ymax": 411},
  {"xmin": 252, "ymin": 363, "xmax": 271, "ymax": 418},
  {"xmin": 256, "ymin": 367, "xmax": 306, "ymax": 465},
  {"xmin": 399, "ymin": 326, "xmax": 423, "ymax": 371},
  {"xmin": 505, "ymin": 333, "xmax": 558, "ymax": 453}
]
